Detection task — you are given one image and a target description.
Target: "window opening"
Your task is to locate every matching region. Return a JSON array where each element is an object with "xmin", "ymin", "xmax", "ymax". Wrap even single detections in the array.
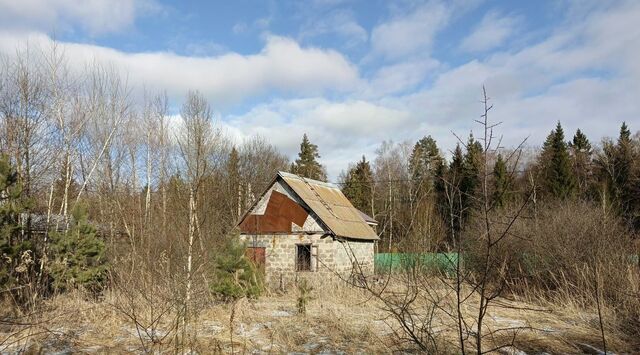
[{"xmin": 296, "ymin": 244, "xmax": 312, "ymax": 271}]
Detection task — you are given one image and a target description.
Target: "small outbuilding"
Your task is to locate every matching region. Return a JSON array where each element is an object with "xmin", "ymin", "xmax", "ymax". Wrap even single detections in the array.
[{"xmin": 237, "ymin": 171, "xmax": 378, "ymax": 287}]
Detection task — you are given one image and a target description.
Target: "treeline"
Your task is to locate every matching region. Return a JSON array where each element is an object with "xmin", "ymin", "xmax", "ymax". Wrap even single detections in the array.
[{"xmin": 339, "ymin": 123, "xmax": 639, "ymax": 252}]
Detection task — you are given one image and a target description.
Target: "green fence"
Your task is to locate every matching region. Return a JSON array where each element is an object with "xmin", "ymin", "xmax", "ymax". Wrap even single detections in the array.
[{"xmin": 375, "ymin": 253, "xmax": 459, "ymax": 273}]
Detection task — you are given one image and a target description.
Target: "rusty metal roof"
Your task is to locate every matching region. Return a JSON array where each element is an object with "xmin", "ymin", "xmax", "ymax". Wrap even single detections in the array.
[{"xmin": 278, "ymin": 171, "xmax": 379, "ymax": 241}]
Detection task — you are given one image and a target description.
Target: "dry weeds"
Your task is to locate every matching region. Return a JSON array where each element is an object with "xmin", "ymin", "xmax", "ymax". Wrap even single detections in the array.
[{"xmin": 0, "ymin": 277, "xmax": 634, "ymax": 353}]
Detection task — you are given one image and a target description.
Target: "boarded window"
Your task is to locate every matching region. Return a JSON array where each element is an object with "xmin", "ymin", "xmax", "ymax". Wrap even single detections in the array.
[{"xmin": 296, "ymin": 244, "xmax": 312, "ymax": 271}]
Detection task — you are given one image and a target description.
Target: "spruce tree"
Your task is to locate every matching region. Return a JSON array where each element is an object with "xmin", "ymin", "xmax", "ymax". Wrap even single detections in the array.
[
  {"xmin": 433, "ymin": 157, "xmax": 449, "ymax": 230},
  {"xmin": 341, "ymin": 156, "xmax": 374, "ymax": 215},
  {"xmin": 569, "ymin": 129, "xmax": 593, "ymax": 197},
  {"xmin": 462, "ymin": 133, "xmax": 483, "ymax": 204},
  {"xmin": 492, "ymin": 154, "xmax": 510, "ymax": 208},
  {"xmin": 614, "ymin": 122, "xmax": 638, "ymax": 226},
  {"xmin": 539, "ymin": 122, "xmax": 576, "ymax": 199},
  {"xmin": 448, "ymin": 144, "xmax": 465, "ymax": 232},
  {"xmin": 291, "ymin": 134, "xmax": 327, "ymax": 181},
  {"xmin": 48, "ymin": 205, "xmax": 108, "ymax": 293}
]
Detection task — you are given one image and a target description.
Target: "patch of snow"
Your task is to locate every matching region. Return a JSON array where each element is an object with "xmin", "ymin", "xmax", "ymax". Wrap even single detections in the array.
[
  {"xmin": 201, "ymin": 320, "xmax": 224, "ymax": 335},
  {"xmin": 491, "ymin": 315, "xmax": 527, "ymax": 328},
  {"xmin": 498, "ymin": 346, "xmax": 528, "ymax": 355},
  {"xmin": 271, "ymin": 310, "xmax": 293, "ymax": 317}
]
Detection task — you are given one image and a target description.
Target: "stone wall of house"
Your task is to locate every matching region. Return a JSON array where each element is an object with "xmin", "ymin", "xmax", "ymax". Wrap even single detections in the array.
[
  {"xmin": 239, "ymin": 233, "xmax": 375, "ymax": 289},
  {"xmin": 240, "ymin": 233, "xmax": 333, "ymax": 289},
  {"xmin": 334, "ymin": 238, "xmax": 375, "ymax": 275}
]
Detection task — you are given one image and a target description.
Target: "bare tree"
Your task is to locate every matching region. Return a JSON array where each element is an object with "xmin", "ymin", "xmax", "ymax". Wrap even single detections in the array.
[{"xmin": 175, "ymin": 90, "xmax": 220, "ymax": 342}]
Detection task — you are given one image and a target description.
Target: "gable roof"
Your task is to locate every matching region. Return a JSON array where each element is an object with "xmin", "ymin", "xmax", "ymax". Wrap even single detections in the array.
[{"xmin": 276, "ymin": 171, "xmax": 379, "ymax": 241}]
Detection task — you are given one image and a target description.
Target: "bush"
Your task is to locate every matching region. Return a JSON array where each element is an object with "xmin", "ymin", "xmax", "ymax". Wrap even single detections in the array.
[
  {"xmin": 48, "ymin": 205, "xmax": 108, "ymax": 294},
  {"xmin": 210, "ymin": 237, "xmax": 263, "ymax": 301}
]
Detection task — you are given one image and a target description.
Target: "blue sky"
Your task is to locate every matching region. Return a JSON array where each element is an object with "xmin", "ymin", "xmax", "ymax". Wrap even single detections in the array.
[{"xmin": 0, "ymin": 0, "xmax": 638, "ymax": 178}]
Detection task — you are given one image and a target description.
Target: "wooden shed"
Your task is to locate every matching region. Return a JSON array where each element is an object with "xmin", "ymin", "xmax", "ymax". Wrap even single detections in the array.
[{"xmin": 237, "ymin": 171, "xmax": 378, "ymax": 287}]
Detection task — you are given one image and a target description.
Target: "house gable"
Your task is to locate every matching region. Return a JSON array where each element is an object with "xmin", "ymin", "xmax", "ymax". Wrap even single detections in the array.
[{"xmin": 238, "ymin": 178, "xmax": 326, "ymax": 234}]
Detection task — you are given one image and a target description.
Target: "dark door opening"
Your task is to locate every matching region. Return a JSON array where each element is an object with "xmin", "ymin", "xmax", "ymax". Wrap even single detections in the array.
[{"xmin": 296, "ymin": 244, "xmax": 311, "ymax": 271}]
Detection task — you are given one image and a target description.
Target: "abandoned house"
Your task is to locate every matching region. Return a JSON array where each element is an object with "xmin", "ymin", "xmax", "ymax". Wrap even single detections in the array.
[{"xmin": 237, "ymin": 171, "xmax": 379, "ymax": 287}]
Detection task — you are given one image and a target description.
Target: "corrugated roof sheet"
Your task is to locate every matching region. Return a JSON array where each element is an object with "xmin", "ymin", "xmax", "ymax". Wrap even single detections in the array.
[{"xmin": 278, "ymin": 171, "xmax": 379, "ymax": 241}]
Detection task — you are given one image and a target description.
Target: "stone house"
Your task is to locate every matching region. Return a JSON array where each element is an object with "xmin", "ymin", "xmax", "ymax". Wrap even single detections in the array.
[{"xmin": 237, "ymin": 171, "xmax": 378, "ymax": 288}]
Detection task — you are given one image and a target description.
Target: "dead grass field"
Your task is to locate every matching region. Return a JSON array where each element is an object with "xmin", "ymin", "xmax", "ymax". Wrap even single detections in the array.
[{"xmin": 0, "ymin": 277, "xmax": 632, "ymax": 354}]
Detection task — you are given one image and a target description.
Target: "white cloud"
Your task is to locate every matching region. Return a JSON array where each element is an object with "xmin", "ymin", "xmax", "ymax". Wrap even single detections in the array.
[
  {"xmin": 0, "ymin": 0, "xmax": 159, "ymax": 36},
  {"xmin": 0, "ymin": 32, "xmax": 360, "ymax": 107},
  {"xmin": 370, "ymin": 1, "xmax": 451, "ymax": 59},
  {"xmin": 364, "ymin": 58, "xmax": 441, "ymax": 97},
  {"xmin": 460, "ymin": 11, "xmax": 521, "ymax": 53},
  {"xmin": 225, "ymin": 98, "xmax": 415, "ymax": 178}
]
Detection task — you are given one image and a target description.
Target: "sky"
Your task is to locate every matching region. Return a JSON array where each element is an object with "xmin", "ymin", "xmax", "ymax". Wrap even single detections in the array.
[{"xmin": 0, "ymin": 0, "xmax": 639, "ymax": 179}]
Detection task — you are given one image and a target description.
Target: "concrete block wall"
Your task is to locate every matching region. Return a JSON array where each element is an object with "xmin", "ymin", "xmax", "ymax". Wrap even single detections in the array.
[
  {"xmin": 334, "ymin": 239, "xmax": 375, "ymax": 275},
  {"xmin": 239, "ymin": 234, "xmax": 375, "ymax": 289}
]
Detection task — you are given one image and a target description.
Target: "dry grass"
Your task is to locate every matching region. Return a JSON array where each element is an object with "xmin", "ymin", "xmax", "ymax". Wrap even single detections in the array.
[{"xmin": 1, "ymin": 276, "xmax": 636, "ymax": 353}]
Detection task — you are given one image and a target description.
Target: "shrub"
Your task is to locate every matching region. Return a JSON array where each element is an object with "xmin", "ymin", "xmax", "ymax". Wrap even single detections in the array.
[
  {"xmin": 296, "ymin": 279, "xmax": 314, "ymax": 315},
  {"xmin": 48, "ymin": 205, "xmax": 108, "ymax": 294},
  {"xmin": 210, "ymin": 237, "xmax": 262, "ymax": 301}
]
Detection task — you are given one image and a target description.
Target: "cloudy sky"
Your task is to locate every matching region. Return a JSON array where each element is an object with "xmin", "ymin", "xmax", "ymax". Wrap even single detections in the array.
[{"xmin": 0, "ymin": 0, "xmax": 639, "ymax": 178}]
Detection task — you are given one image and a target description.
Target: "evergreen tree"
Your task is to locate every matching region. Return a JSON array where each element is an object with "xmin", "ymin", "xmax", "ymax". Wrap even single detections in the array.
[
  {"xmin": 48, "ymin": 205, "xmax": 108, "ymax": 293},
  {"xmin": 492, "ymin": 154, "xmax": 511, "ymax": 208},
  {"xmin": 409, "ymin": 135, "xmax": 443, "ymax": 191},
  {"xmin": 448, "ymin": 144, "xmax": 465, "ymax": 232},
  {"xmin": 0, "ymin": 155, "xmax": 32, "ymax": 290},
  {"xmin": 290, "ymin": 134, "xmax": 327, "ymax": 181},
  {"xmin": 433, "ymin": 157, "xmax": 449, "ymax": 228},
  {"xmin": 462, "ymin": 133, "xmax": 483, "ymax": 206},
  {"xmin": 211, "ymin": 236, "xmax": 262, "ymax": 301},
  {"xmin": 539, "ymin": 122, "xmax": 576, "ymax": 199},
  {"xmin": 569, "ymin": 129, "xmax": 593, "ymax": 197},
  {"xmin": 341, "ymin": 156, "xmax": 374, "ymax": 215},
  {"xmin": 614, "ymin": 122, "xmax": 638, "ymax": 226}
]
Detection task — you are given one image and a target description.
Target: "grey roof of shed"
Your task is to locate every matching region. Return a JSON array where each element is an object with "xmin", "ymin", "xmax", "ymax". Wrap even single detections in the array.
[
  {"xmin": 357, "ymin": 210, "xmax": 378, "ymax": 226},
  {"xmin": 277, "ymin": 171, "xmax": 379, "ymax": 241}
]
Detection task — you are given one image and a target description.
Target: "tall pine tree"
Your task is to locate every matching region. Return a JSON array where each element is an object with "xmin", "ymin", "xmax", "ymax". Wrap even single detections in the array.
[
  {"xmin": 539, "ymin": 122, "xmax": 576, "ymax": 199},
  {"xmin": 341, "ymin": 156, "xmax": 374, "ymax": 215},
  {"xmin": 409, "ymin": 135, "xmax": 443, "ymax": 191},
  {"xmin": 290, "ymin": 134, "xmax": 327, "ymax": 181}
]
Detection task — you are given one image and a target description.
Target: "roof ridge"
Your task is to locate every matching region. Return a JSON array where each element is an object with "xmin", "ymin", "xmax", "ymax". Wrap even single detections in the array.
[{"xmin": 277, "ymin": 171, "xmax": 337, "ymax": 189}]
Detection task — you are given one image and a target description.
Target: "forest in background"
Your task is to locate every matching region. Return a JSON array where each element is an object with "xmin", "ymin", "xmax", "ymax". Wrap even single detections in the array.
[{"xmin": 1, "ymin": 43, "xmax": 640, "ymax": 352}]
